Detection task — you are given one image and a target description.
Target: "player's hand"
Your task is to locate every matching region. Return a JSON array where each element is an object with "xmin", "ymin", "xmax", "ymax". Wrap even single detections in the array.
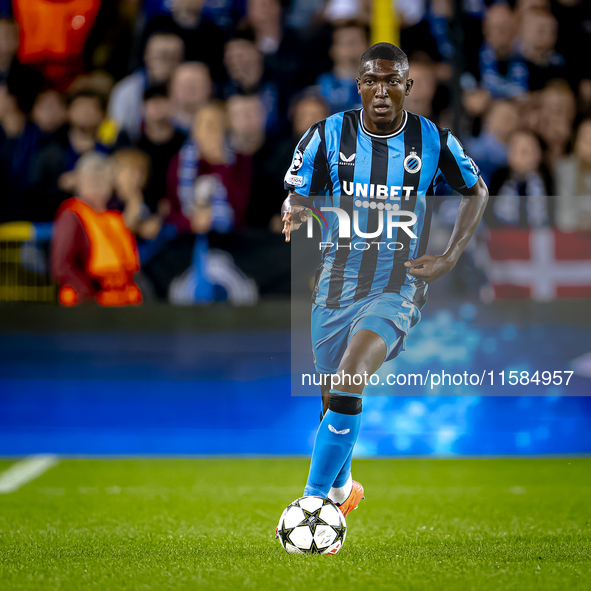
[
  {"xmin": 404, "ymin": 255, "xmax": 455, "ymax": 283},
  {"xmin": 282, "ymin": 205, "xmax": 310, "ymax": 242}
]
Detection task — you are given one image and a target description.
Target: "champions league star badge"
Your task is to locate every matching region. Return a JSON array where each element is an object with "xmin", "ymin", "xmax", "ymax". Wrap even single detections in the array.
[
  {"xmin": 403, "ymin": 151, "xmax": 422, "ymax": 174},
  {"xmin": 290, "ymin": 150, "xmax": 304, "ymax": 172}
]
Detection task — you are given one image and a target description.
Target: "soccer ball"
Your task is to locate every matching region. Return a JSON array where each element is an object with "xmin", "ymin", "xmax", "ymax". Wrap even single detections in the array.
[{"xmin": 275, "ymin": 496, "xmax": 347, "ymax": 555}]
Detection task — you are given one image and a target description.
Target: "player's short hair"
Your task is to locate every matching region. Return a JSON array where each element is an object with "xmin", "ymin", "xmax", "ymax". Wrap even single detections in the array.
[{"xmin": 359, "ymin": 43, "xmax": 409, "ymax": 73}]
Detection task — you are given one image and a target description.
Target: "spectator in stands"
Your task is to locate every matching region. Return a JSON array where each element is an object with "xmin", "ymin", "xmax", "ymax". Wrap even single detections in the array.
[
  {"xmin": 143, "ymin": 0, "xmax": 225, "ymax": 82},
  {"xmin": 29, "ymin": 89, "xmax": 107, "ymax": 222},
  {"xmin": 167, "ymin": 101, "xmax": 238, "ymax": 233},
  {"xmin": 223, "ymin": 31, "xmax": 280, "ymax": 135},
  {"xmin": 515, "ymin": 8, "xmax": 566, "ymax": 92},
  {"xmin": 0, "ymin": 79, "xmax": 41, "ymax": 221},
  {"xmin": 119, "ymin": 85, "xmax": 187, "ymax": 214},
  {"xmin": 405, "ymin": 60, "xmax": 438, "ymax": 120},
  {"xmin": 51, "ymin": 152, "xmax": 142, "ymax": 307},
  {"xmin": 169, "ymin": 62, "xmax": 213, "ymax": 134},
  {"xmin": 239, "ymin": 0, "xmax": 304, "ymax": 103},
  {"xmin": 467, "ymin": 100, "xmax": 520, "ymax": 186},
  {"xmin": 228, "ymin": 93, "xmax": 266, "ymax": 157},
  {"xmin": 243, "ymin": 0, "xmax": 288, "ymax": 56},
  {"xmin": 295, "ymin": 94, "xmax": 329, "ymax": 139},
  {"xmin": 487, "ymin": 130, "xmax": 555, "ymax": 228},
  {"xmin": 145, "ymin": 101, "xmax": 238, "ymax": 299},
  {"xmin": 535, "ymin": 82, "xmax": 576, "ymax": 168},
  {"xmin": 555, "ymin": 119, "xmax": 591, "ymax": 232},
  {"xmin": 479, "ymin": 3, "xmax": 528, "ymax": 100},
  {"xmin": 31, "ymin": 89, "xmax": 68, "ymax": 137},
  {"xmin": 108, "ymin": 32, "xmax": 184, "ymax": 141},
  {"xmin": 290, "ymin": 94, "xmax": 329, "ymax": 140},
  {"xmin": 216, "ymin": 92, "xmax": 291, "ymax": 296},
  {"xmin": 315, "ymin": 21, "xmax": 367, "ymax": 115},
  {"xmin": 112, "ymin": 148, "xmax": 162, "ymax": 241},
  {"xmin": 247, "ymin": 91, "xmax": 328, "ymax": 231},
  {"xmin": 226, "ymin": 93, "xmax": 274, "ymax": 228}
]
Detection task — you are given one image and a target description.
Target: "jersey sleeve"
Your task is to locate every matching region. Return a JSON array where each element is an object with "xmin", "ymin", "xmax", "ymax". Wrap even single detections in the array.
[
  {"xmin": 435, "ymin": 129, "xmax": 480, "ymax": 192},
  {"xmin": 284, "ymin": 123, "xmax": 329, "ymax": 198}
]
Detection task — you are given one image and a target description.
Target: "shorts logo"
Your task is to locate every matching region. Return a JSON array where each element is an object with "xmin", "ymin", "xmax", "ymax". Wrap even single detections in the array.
[
  {"xmin": 285, "ymin": 174, "xmax": 304, "ymax": 187},
  {"xmin": 403, "ymin": 151, "xmax": 422, "ymax": 174},
  {"xmin": 339, "ymin": 152, "xmax": 356, "ymax": 166},
  {"xmin": 290, "ymin": 150, "xmax": 304, "ymax": 172}
]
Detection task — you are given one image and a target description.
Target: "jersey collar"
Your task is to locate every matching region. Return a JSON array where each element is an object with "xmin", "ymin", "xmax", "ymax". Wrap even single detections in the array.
[{"xmin": 359, "ymin": 109, "xmax": 408, "ymax": 139}]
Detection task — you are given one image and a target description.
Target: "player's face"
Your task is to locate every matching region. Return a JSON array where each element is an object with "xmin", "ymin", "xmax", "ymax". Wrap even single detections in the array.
[{"xmin": 357, "ymin": 59, "xmax": 412, "ymax": 131}]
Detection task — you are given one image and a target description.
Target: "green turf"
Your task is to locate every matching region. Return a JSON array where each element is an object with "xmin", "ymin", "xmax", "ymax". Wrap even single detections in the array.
[{"xmin": 0, "ymin": 458, "xmax": 590, "ymax": 590}]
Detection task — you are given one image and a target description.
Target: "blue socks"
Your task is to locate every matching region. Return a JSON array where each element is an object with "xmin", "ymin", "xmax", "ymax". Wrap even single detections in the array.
[
  {"xmin": 332, "ymin": 448, "xmax": 353, "ymax": 489},
  {"xmin": 304, "ymin": 390, "xmax": 362, "ymax": 498}
]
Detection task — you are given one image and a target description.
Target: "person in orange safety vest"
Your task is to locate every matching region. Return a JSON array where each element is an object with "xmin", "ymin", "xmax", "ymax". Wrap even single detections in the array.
[{"xmin": 51, "ymin": 152, "xmax": 142, "ymax": 306}]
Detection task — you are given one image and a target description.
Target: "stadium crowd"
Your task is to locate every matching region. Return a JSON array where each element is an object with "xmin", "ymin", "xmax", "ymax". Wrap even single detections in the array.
[{"xmin": 0, "ymin": 0, "xmax": 590, "ymax": 304}]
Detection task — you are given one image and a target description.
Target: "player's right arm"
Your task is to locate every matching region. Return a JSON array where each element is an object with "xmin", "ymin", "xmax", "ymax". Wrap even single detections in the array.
[
  {"xmin": 281, "ymin": 191, "xmax": 311, "ymax": 242},
  {"xmin": 281, "ymin": 121, "xmax": 329, "ymax": 242}
]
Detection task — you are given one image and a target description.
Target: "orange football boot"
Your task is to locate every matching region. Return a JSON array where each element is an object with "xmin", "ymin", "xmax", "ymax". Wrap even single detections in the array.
[{"xmin": 337, "ymin": 480, "xmax": 364, "ymax": 517}]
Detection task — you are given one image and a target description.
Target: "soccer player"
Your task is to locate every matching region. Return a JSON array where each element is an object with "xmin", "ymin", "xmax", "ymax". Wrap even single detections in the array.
[{"xmin": 280, "ymin": 43, "xmax": 489, "ymax": 516}]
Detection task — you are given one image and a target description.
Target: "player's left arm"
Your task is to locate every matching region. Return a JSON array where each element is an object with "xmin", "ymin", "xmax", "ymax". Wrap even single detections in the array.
[{"xmin": 405, "ymin": 130, "xmax": 489, "ymax": 283}]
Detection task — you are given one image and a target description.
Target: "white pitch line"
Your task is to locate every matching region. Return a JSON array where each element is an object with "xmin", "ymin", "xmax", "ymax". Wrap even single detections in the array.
[{"xmin": 0, "ymin": 455, "xmax": 59, "ymax": 494}]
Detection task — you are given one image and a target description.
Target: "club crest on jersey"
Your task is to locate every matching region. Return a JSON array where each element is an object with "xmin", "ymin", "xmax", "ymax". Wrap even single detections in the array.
[
  {"xmin": 290, "ymin": 150, "xmax": 304, "ymax": 172},
  {"xmin": 403, "ymin": 151, "xmax": 422, "ymax": 174},
  {"xmin": 339, "ymin": 152, "xmax": 356, "ymax": 165}
]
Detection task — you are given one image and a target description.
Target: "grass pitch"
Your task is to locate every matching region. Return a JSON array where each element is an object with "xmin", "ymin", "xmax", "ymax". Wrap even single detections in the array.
[{"xmin": 0, "ymin": 458, "xmax": 590, "ymax": 590}]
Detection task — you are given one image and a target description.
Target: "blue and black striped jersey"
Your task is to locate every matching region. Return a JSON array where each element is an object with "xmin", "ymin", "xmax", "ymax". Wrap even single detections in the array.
[{"xmin": 284, "ymin": 109, "xmax": 480, "ymax": 309}]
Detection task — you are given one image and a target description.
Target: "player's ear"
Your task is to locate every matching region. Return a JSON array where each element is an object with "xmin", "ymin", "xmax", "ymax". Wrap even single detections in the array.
[
  {"xmin": 405, "ymin": 78, "xmax": 414, "ymax": 96},
  {"xmin": 356, "ymin": 77, "xmax": 361, "ymax": 95}
]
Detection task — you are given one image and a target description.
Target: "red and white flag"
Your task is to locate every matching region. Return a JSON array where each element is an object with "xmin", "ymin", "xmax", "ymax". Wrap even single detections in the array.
[{"xmin": 486, "ymin": 228, "xmax": 591, "ymax": 300}]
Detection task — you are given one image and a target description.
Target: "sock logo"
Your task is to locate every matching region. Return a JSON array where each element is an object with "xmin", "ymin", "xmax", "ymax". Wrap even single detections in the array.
[{"xmin": 329, "ymin": 424, "xmax": 350, "ymax": 435}]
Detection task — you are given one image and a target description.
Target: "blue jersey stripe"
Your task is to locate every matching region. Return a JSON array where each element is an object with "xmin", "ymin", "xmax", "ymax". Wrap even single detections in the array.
[
  {"xmin": 353, "ymin": 135, "xmax": 389, "ymax": 301},
  {"xmin": 385, "ymin": 112, "xmax": 423, "ymax": 294},
  {"xmin": 325, "ymin": 110, "xmax": 359, "ymax": 307}
]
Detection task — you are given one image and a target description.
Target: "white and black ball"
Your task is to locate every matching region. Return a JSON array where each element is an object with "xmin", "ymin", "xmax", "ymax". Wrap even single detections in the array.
[{"xmin": 276, "ymin": 496, "xmax": 347, "ymax": 555}]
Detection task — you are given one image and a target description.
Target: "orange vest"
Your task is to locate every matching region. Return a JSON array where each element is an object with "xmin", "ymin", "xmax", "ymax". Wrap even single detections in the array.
[{"xmin": 58, "ymin": 198, "xmax": 142, "ymax": 307}]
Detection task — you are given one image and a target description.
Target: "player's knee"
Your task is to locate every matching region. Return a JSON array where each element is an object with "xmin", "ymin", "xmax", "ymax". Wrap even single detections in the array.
[
  {"xmin": 337, "ymin": 351, "xmax": 383, "ymax": 383},
  {"xmin": 329, "ymin": 391, "xmax": 362, "ymax": 415}
]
